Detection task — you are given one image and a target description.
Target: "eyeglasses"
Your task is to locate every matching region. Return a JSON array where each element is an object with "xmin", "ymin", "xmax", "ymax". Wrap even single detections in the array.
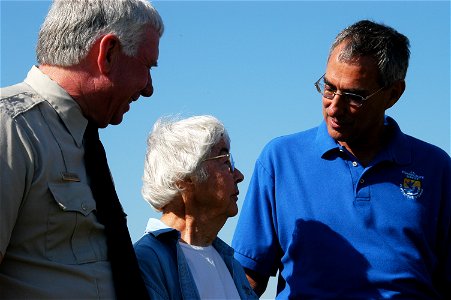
[
  {"xmin": 314, "ymin": 74, "xmax": 385, "ymax": 108},
  {"xmin": 202, "ymin": 153, "xmax": 235, "ymax": 173}
]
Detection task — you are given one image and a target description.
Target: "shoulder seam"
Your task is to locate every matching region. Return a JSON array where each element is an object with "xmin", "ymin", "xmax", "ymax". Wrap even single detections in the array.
[{"xmin": 1, "ymin": 92, "xmax": 44, "ymax": 119}]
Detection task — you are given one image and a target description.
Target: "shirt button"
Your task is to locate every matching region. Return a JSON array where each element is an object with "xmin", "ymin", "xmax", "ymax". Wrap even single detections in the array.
[
  {"xmin": 81, "ymin": 203, "xmax": 87, "ymax": 211},
  {"xmin": 360, "ymin": 179, "xmax": 365, "ymax": 184},
  {"xmin": 352, "ymin": 161, "xmax": 358, "ymax": 167}
]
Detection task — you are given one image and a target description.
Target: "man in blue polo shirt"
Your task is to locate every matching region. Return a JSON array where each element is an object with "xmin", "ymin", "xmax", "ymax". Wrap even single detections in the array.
[{"xmin": 232, "ymin": 20, "xmax": 451, "ymax": 299}]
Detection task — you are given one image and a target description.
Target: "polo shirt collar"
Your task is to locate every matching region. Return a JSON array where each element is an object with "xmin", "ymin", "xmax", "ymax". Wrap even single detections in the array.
[
  {"xmin": 24, "ymin": 66, "xmax": 87, "ymax": 147},
  {"xmin": 378, "ymin": 116, "xmax": 411, "ymax": 165},
  {"xmin": 315, "ymin": 116, "xmax": 412, "ymax": 165},
  {"xmin": 315, "ymin": 121, "xmax": 341, "ymax": 157}
]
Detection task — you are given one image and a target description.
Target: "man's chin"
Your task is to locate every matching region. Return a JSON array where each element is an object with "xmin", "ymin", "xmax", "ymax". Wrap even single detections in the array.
[
  {"xmin": 327, "ymin": 127, "xmax": 349, "ymax": 142},
  {"xmin": 109, "ymin": 120, "xmax": 123, "ymax": 126},
  {"xmin": 109, "ymin": 114, "xmax": 125, "ymax": 126}
]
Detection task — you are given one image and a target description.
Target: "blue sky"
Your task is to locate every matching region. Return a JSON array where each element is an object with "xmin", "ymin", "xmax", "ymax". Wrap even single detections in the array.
[{"xmin": 1, "ymin": 1, "xmax": 450, "ymax": 298}]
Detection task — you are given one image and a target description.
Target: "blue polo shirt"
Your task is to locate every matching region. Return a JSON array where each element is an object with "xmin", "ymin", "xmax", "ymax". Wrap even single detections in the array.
[{"xmin": 232, "ymin": 116, "xmax": 451, "ymax": 299}]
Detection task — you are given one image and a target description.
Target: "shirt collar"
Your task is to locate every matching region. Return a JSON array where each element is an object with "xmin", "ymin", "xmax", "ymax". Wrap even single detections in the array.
[
  {"xmin": 377, "ymin": 116, "xmax": 411, "ymax": 165},
  {"xmin": 315, "ymin": 116, "xmax": 411, "ymax": 165},
  {"xmin": 145, "ymin": 218, "xmax": 180, "ymax": 240},
  {"xmin": 144, "ymin": 218, "xmax": 234, "ymax": 255},
  {"xmin": 211, "ymin": 237, "xmax": 234, "ymax": 256},
  {"xmin": 24, "ymin": 66, "xmax": 87, "ymax": 147},
  {"xmin": 315, "ymin": 121, "xmax": 341, "ymax": 157}
]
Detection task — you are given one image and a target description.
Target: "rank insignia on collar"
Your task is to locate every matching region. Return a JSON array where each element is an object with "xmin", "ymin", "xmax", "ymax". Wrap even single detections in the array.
[{"xmin": 400, "ymin": 170, "xmax": 424, "ymax": 199}]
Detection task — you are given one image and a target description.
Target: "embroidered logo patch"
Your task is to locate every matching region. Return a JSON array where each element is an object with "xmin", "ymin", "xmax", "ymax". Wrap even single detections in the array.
[{"xmin": 400, "ymin": 171, "xmax": 424, "ymax": 199}]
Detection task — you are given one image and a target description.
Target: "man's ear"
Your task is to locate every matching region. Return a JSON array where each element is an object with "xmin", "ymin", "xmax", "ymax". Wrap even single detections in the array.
[
  {"xmin": 97, "ymin": 34, "xmax": 121, "ymax": 74},
  {"xmin": 385, "ymin": 79, "xmax": 406, "ymax": 109}
]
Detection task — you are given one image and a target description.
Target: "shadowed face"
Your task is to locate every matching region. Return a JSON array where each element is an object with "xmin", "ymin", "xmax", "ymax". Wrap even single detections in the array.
[
  {"xmin": 322, "ymin": 42, "xmax": 392, "ymax": 145},
  {"xmin": 104, "ymin": 27, "xmax": 160, "ymax": 126},
  {"xmin": 193, "ymin": 138, "xmax": 244, "ymax": 220}
]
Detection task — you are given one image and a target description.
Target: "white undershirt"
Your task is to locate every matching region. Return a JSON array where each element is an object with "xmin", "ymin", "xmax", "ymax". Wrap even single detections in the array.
[{"xmin": 179, "ymin": 242, "xmax": 241, "ymax": 299}]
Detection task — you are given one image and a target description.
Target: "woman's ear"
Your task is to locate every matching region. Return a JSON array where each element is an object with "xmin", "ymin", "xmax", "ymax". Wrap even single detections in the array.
[
  {"xmin": 176, "ymin": 177, "xmax": 194, "ymax": 192},
  {"xmin": 385, "ymin": 79, "xmax": 406, "ymax": 109},
  {"xmin": 177, "ymin": 178, "xmax": 196, "ymax": 208},
  {"xmin": 97, "ymin": 34, "xmax": 121, "ymax": 74}
]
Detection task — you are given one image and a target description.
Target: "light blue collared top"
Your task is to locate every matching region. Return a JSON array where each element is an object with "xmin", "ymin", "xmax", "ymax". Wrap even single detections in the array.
[{"xmin": 134, "ymin": 218, "xmax": 258, "ymax": 300}]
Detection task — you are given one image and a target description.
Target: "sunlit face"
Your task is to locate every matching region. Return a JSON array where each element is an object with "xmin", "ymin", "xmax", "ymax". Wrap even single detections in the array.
[
  {"xmin": 322, "ymin": 42, "xmax": 392, "ymax": 145},
  {"xmin": 103, "ymin": 27, "xmax": 160, "ymax": 126},
  {"xmin": 193, "ymin": 138, "xmax": 244, "ymax": 220}
]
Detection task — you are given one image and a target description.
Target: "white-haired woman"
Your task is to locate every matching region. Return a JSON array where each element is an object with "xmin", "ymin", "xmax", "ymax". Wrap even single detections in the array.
[{"xmin": 134, "ymin": 115, "xmax": 258, "ymax": 299}]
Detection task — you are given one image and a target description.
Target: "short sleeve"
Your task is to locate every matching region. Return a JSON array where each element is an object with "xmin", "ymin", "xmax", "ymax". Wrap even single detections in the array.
[
  {"xmin": 232, "ymin": 155, "xmax": 280, "ymax": 277},
  {"xmin": 438, "ymin": 155, "xmax": 451, "ymax": 297}
]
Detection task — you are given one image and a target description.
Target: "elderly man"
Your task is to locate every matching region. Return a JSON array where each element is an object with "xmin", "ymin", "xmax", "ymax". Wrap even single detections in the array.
[
  {"xmin": 232, "ymin": 20, "xmax": 451, "ymax": 298},
  {"xmin": 0, "ymin": 0, "xmax": 163, "ymax": 298}
]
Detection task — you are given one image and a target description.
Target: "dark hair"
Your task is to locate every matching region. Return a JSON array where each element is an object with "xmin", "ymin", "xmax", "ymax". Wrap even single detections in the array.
[{"xmin": 329, "ymin": 20, "xmax": 410, "ymax": 86}]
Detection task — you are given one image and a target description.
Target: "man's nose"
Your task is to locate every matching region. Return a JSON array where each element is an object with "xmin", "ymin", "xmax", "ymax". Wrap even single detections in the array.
[
  {"xmin": 326, "ymin": 93, "xmax": 347, "ymax": 115},
  {"xmin": 141, "ymin": 72, "xmax": 153, "ymax": 97}
]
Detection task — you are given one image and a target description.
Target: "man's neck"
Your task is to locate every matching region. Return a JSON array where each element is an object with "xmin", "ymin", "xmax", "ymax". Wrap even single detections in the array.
[
  {"xmin": 38, "ymin": 64, "xmax": 101, "ymax": 123},
  {"xmin": 39, "ymin": 63, "xmax": 90, "ymax": 96},
  {"xmin": 338, "ymin": 127, "xmax": 390, "ymax": 166}
]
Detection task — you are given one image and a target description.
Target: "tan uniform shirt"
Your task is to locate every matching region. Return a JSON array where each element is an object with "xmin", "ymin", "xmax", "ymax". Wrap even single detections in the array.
[{"xmin": 0, "ymin": 66, "xmax": 115, "ymax": 298}]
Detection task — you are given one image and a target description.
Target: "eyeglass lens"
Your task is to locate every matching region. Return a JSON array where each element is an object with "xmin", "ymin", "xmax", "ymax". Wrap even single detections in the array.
[{"xmin": 316, "ymin": 77, "xmax": 365, "ymax": 107}]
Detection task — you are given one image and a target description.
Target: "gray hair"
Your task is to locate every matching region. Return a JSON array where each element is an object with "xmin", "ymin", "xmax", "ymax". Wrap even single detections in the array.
[
  {"xmin": 37, "ymin": 0, "xmax": 164, "ymax": 66},
  {"xmin": 142, "ymin": 115, "xmax": 230, "ymax": 211},
  {"xmin": 329, "ymin": 20, "xmax": 410, "ymax": 87}
]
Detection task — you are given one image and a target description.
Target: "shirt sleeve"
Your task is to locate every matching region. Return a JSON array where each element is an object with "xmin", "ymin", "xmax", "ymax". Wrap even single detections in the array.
[
  {"xmin": 439, "ymin": 155, "xmax": 451, "ymax": 297},
  {"xmin": 232, "ymin": 154, "xmax": 280, "ymax": 277},
  {"xmin": 0, "ymin": 111, "xmax": 33, "ymax": 255}
]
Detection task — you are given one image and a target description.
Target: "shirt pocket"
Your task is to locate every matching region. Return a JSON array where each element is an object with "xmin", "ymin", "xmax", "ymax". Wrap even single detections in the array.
[{"xmin": 46, "ymin": 182, "xmax": 108, "ymax": 264}]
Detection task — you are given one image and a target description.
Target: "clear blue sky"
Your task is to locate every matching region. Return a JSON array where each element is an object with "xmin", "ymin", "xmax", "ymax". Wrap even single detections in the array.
[{"xmin": 1, "ymin": 1, "xmax": 450, "ymax": 298}]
